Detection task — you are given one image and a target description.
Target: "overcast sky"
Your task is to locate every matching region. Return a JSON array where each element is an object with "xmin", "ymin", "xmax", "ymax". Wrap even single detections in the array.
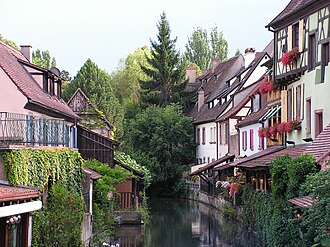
[{"xmin": 2, "ymin": 0, "xmax": 288, "ymax": 76}]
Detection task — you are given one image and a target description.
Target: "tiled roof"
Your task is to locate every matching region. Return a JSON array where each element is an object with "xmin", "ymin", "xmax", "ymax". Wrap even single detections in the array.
[
  {"xmin": 266, "ymin": 0, "xmax": 316, "ymax": 28},
  {"xmin": 190, "ymin": 154, "xmax": 235, "ymax": 176},
  {"xmin": 237, "ymin": 145, "xmax": 307, "ymax": 168},
  {"xmin": 0, "ymin": 183, "xmax": 39, "ymax": 201},
  {"xmin": 0, "ymin": 41, "xmax": 28, "ymax": 61},
  {"xmin": 84, "ymin": 167, "xmax": 103, "ymax": 180},
  {"xmin": 236, "ymin": 107, "xmax": 269, "ymax": 128},
  {"xmin": 0, "ymin": 42, "xmax": 79, "ymax": 120},
  {"xmin": 304, "ymin": 124, "xmax": 330, "ymax": 162},
  {"xmin": 193, "ymin": 100, "xmax": 231, "ymax": 124},
  {"xmin": 217, "ymin": 82, "xmax": 260, "ymax": 122},
  {"xmin": 289, "ymin": 196, "xmax": 314, "ymax": 208}
]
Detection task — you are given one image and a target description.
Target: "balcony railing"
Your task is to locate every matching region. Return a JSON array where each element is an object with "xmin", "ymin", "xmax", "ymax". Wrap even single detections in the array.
[{"xmin": 0, "ymin": 112, "xmax": 72, "ymax": 147}]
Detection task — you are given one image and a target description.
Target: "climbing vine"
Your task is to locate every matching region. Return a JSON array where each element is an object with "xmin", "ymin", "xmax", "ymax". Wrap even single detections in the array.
[
  {"xmin": 2, "ymin": 148, "xmax": 84, "ymax": 193},
  {"xmin": 114, "ymin": 150, "xmax": 152, "ymax": 189}
]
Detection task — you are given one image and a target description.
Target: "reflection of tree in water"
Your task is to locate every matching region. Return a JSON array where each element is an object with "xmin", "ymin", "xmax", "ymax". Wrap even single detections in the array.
[{"xmin": 115, "ymin": 199, "xmax": 261, "ymax": 247}]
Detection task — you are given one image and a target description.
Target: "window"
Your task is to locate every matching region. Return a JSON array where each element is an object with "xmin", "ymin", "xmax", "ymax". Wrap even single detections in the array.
[
  {"xmin": 292, "ymin": 23, "xmax": 299, "ymax": 48},
  {"xmin": 196, "ymin": 128, "xmax": 200, "ymax": 145},
  {"xmin": 43, "ymin": 74, "xmax": 48, "ymax": 92},
  {"xmin": 321, "ymin": 42, "xmax": 329, "ymax": 83},
  {"xmin": 296, "ymin": 85, "xmax": 301, "ymax": 120},
  {"xmin": 308, "ymin": 34, "xmax": 316, "ymax": 70},
  {"xmin": 219, "ymin": 124, "xmax": 222, "ymax": 144},
  {"xmin": 252, "ymin": 94, "xmax": 260, "ymax": 113},
  {"xmin": 306, "ymin": 98, "xmax": 311, "ymax": 137},
  {"xmin": 202, "ymin": 127, "xmax": 205, "ymax": 145},
  {"xmin": 288, "ymin": 89, "xmax": 292, "ymax": 120},
  {"xmin": 57, "ymin": 80, "xmax": 62, "ymax": 99},
  {"xmin": 315, "ymin": 110, "xmax": 323, "ymax": 137},
  {"xmin": 250, "ymin": 129, "xmax": 254, "ymax": 151},
  {"xmin": 224, "ymin": 122, "xmax": 229, "ymax": 144}
]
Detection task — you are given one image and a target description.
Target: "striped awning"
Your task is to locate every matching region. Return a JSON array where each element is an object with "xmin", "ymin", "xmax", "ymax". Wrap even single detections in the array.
[
  {"xmin": 259, "ymin": 106, "xmax": 281, "ymax": 122},
  {"xmin": 289, "ymin": 196, "xmax": 314, "ymax": 208}
]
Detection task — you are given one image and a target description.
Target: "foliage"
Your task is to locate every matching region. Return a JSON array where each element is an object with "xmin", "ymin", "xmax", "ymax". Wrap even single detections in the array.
[
  {"xmin": 123, "ymin": 104, "xmax": 194, "ymax": 196},
  {"xmin": 242, "ymin": 155, "xmax": 320, "ymax": 246},
  {"xmin": 111, "ymin": 46, "xmax": 152, "ymax": 118},
  {"xmin": 32, "ymin": 184, "xmax": 84, "ymax": 247},
  {"xmin": 0, "ymin": 34, "xmax": 20, "ymax": 50},
  {"xmin": 184, "ymin": 26, "xmax": 228, "ymax": 71},
  {"xmin": 32, "ymin": 49, "xmax": 57, "ymax": 69},
  {"xmin": 140, "ymin": 12, "xmax": 187, "ymax": 108},
  {"xmin": 62, "ymin": 59, "xmax": 124, "ymax": 138},
  {"xmin": 2, "ymin": 148, "xmax": 84, "ymax": 193},
  {"xmin": 258, "ymin": 80, "xmax": 278, "ymax": 94},
  {"xmin": 258, "ymin": 120, "xmax": 302, "ymax": 139},
  {"xmin": 114, "ymin": 150, "xmax": 152, "ymax": 189},
  {"xmin": 301, "ymin": 169, "xmax": 330, "ymax": 246},
  {"xmin": 60, "ymin": 69, "xmax": 71, "ymax": 81}
]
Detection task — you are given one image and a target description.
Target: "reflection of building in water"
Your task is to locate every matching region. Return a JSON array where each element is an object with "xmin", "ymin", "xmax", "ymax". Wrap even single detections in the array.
[{"xmin": 115, "ymin": 225, "xmax": 144, "ymax": 247}]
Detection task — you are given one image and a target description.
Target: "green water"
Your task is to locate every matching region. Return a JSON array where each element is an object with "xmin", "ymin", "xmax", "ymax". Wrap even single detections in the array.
[{"xmin": 114, "ymin": 198, "xmax": 261, "ymax": 247}]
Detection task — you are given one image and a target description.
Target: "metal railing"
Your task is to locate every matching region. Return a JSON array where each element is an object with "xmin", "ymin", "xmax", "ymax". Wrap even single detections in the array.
[{"xmin": 0, "ymin": 112, "xmax": 71, "ymax": 147}]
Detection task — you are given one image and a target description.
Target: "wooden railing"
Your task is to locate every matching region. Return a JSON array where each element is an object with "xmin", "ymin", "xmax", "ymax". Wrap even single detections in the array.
[{"xmin": 116, "ymin": 192, "xmax": 134, "ymax": 209}]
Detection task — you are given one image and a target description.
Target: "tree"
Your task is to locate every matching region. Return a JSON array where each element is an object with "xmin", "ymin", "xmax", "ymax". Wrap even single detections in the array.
[
  {"xmin": 62, "ymin": 59, "xmax": 124, "ymax": 138},
  {"xmin": 0, "ymin": 34, "xmax": 20, "ymax": 50},
  {"xmin": 111, "ymin": 46, "xmax": 152, "ymax": 118},
  {"xmin": 235, "ymin": 49, "xmax": 241, "ymax": 56},
  {"xmin": 184, "ymin": 26, "xmax": 228, "ymax": 71},
  {"xmin": 60, "ymin": 70, "xmax": 71, "ymax": 81},
  {"xmin": 140, "ymin": 12, "xmax": 187, "ymax": 107},
  {"xmin": 32, "ymin": 49, "xmax": 57, "ymax": 69},
  {"xmin": 124, "ymin": 104, "xmax": 195, "ymax": 196}
]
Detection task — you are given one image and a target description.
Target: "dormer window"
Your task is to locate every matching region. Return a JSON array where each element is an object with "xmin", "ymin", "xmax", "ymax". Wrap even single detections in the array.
[{"xmin": 43, "ymin": 73, "xmax": 48, "ymax": 92}]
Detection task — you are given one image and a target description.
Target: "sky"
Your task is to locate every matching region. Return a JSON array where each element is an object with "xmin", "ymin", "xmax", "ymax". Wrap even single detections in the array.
[{"xmin": 1, "ymin": 0, "xmax": 289, "ymax": 77}]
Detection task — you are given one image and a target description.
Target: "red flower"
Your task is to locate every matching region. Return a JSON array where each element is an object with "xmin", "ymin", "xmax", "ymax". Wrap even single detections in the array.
[
  {"xmin": 281, "ymin": 47, "xmax": 300, "ymax": 66},
  {"xmin": 276, "ymin": 122, "xmax": 285, "ymax": 134}
]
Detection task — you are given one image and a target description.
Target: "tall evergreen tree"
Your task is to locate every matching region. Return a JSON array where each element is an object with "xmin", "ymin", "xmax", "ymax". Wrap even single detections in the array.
[
  {"xmin": 62, "ymin": 59, "xmax": 124, "ymax": 138},
  {"xmin": 140, "ymin": 12, "xmax": 187, "ymax": 107}
]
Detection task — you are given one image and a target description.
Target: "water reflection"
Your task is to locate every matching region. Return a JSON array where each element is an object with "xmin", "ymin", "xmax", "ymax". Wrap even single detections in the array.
[{"xmin": 114, "ymin": 198, "xmax": 260, "ymax": 247}]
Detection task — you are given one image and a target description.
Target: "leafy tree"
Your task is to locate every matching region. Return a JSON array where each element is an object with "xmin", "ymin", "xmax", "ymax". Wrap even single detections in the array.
[
  {"xmin": 140, "ymin": 12, "xmax": 187, "ymax": 107},
  {"xmin": 184, "ymin": 26, "xmax": 228, "ymax": 71},
  {"xmin": 124, "ymin": 104, "xmax": 194, "ymax": 196},
  {"xmin": 62, "ymin": 59, "xmax": 124, "ymax": 138},
  {"xmin": 32, "ymin": 49, "xmax": 57, "ymax": 69},
  {"xmin": 111, "ymin": 46, "xmax": 152, "ymax": 118},
  {"xmin": 60, "ymin": 70, "xmax": 71, "ymax": 81},
  {"xmin": 0, "ymin": 34, "xmax": 20, "ymax": 50},
  {"xmin": 235, "ymin": 49, "xmax": 241, "ymax": 56}
]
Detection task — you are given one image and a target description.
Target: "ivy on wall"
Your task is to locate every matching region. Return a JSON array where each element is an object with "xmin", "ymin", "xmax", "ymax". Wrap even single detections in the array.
[{"xmin": 2, "ymin": 148, "xmax": 84, "ymax": 193}]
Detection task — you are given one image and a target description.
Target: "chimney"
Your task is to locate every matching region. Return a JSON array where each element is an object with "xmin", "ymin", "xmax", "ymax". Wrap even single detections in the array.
[
  {"xmin": 186, "ymin": 65, "xmax": 197, "ymax": 83},
  {"xmin": 244, "ymin": 47, "xmax": 256, "ymax": 67},
  {"xmin": 198, "ymin": 88, "xmax": 205, "ymax": 112},
  {"xmin": 20, "ymin": 45, "xmax": 32, "ymax": 62},
  {"xmin": 211, "ymin": 57, "xmax": 221, "ymax": 73}
]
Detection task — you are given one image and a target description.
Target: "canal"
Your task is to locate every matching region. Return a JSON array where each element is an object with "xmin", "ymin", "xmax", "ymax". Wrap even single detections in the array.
[{"xmin": 113, "ymin": 198, "xmax": 261, "ymax": 247}]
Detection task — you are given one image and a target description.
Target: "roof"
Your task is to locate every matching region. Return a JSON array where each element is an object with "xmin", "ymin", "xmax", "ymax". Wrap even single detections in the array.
[
  {"xmin": 190, "ymin": 154, "xmax": 235, "ymax": 176},
  {"xmin": 236, "ymin": 107, "xmax": 268, "ymax": 128},
  {"xmin": 289, "ymin": 196, "xmax": 314, "ymax": 208},
  {"xmin": 193, "ymin": 100, "xmax": 231, "ymax": 124},
  {"xmin": 114, "ymin": 159, "xmax": 144, "ymax": 178},
  {"xmin": 0, "ymin": 183, "xmax": 39, "ymax": 202},
  {"xmin": 0, "ymin": 41, "xmax": 79, "ymax": 121},
  {"xmin": 84, "ymin": 167, "xmax": 103, "ymax": 180},
  {"xmin": 237, "ymin": 145, "xmax": 307, "ymax": 168},
  {"xmin": 304, "ymin": 124, "xmax": 330, "ymax": 162},
  {"xmin": 217, "ymin": 81, "xmax": 261, "ymax": 122},
  {"xmin": 266, "ymin": 0, "xmax": 319, "ymax": 29}
]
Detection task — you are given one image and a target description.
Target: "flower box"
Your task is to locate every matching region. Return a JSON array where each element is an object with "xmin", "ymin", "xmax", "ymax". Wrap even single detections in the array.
[
  {"xmin": 281, "ymin": 47, "xmax": 301, "ymax": 66},
  {"xmin": 258, "ymin": 120, "xmax": 301, "ymax": 139}
]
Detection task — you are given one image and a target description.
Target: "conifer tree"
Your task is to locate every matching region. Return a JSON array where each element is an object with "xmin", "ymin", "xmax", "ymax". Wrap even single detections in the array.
[{"xmin": 140, "ymin": 12, "xmax": 187, "ymax": 107}]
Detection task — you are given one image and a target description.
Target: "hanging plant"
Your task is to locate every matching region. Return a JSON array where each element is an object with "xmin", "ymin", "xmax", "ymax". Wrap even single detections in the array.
[{"xmin": 281, "ymin": 47, "xmax": 300, "ymax": 66}]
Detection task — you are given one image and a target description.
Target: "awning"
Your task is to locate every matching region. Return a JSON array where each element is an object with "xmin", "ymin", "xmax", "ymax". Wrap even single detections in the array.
[
  {"xmin": 259, "ymin": 106, "xmax": 281, "ymax": 122},
  {"xmin": 190, "ymin": 154, "xmax": 235, "ymax": 176},
  {"xmin": 289, "ymin": 196, "xmax": 314, "ymax": 208}
]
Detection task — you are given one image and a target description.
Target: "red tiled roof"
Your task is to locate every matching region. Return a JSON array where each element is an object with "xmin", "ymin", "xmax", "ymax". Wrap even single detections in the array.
[
  {"xmin": 0, "ymin": 184, "xmax": 39, "ymax": 201},
  {"xmin": 289, "ymin": 196, "xmax": 314, "ymax": 208},
  {"xmin": 266, "ymin": 0, "xmax": 317, "ymax": 29},
  {"xmin": 237, "ymin": 145, "xmax": 307, "ymax": 168},
  {"xmin": 0, "ymin": 42, "xmax": 79, "ymax": 120},
  {"xmin": 0, "ymin": 41, "xmax": 29, "ymax": 61},
  {"xmin": 190, "ymin": 154, "xmax": 235, "ymax": 176},
  {"xmin": 236, "ymin": 107, "xmax": 268, "ymax": 128},
  {"xmin": 305, "ymin": 124, "xmax": 330, "ymax": 162},
  {"xmin": 84, "ymin": 167, "xmax": 103, "ymax": 180}
]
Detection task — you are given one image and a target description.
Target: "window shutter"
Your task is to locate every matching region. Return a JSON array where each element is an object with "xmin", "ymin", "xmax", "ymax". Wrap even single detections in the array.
[
  {"xmin": 202, "ymin": 127, "xmax": 205, "ymax": 145},
  {"xmin": 196, "ymin": 128, "xmax": 200, "ymax": 145},
  {"xmin": 250, "ymin": 129, "xmax": 254, "ymax": 151},
  {"xmin": 242, "ymin": 131, "xmax": 247, "ymax": 151},
  {"xmin": 258, "ymin": 136, "xmax": 263, "ymax": 150}
]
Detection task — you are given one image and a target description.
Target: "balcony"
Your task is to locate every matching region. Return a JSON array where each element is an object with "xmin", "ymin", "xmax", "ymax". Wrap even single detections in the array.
[{"xmin": 0, "ymin": 112, "xmax": 72, "ymax": 148}]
